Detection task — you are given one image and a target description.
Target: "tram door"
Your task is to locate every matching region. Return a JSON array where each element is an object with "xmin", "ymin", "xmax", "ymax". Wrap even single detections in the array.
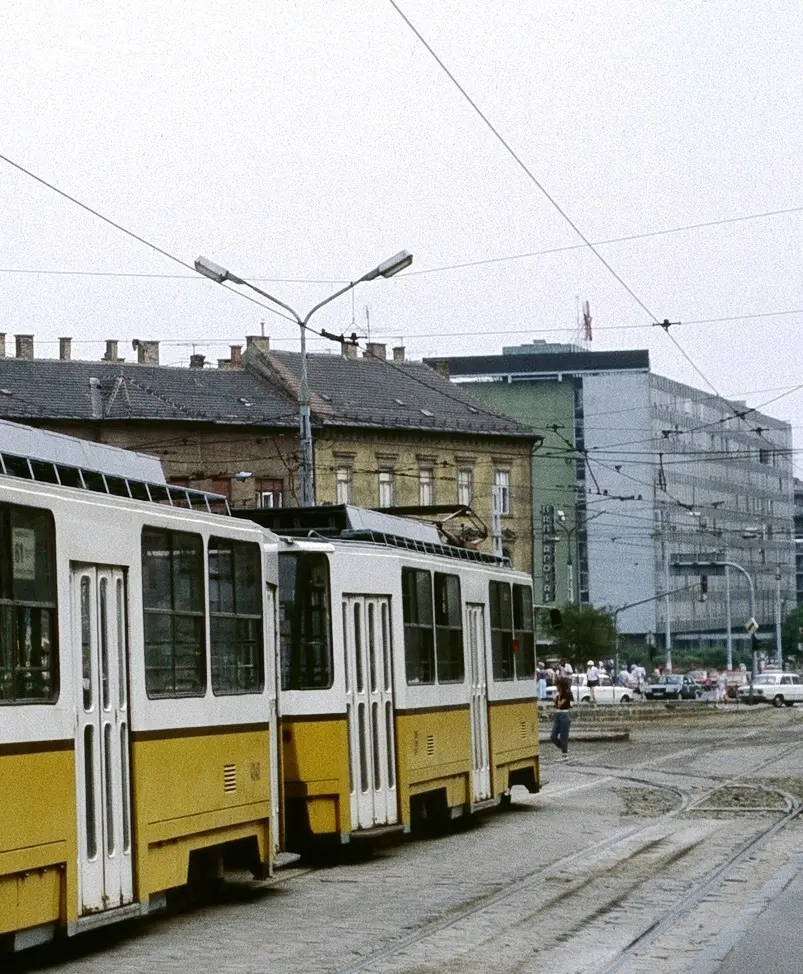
[
  {"xmin": 342, "ymin": 595, "xmax": 398, "ymax": 831},
  {"xmin": 466, "ymin": 603, "xmax": 491, "ymax": 802},
  {"xmin": 72, "ymin": 565, "xmax": 134, "ymax": 914}
]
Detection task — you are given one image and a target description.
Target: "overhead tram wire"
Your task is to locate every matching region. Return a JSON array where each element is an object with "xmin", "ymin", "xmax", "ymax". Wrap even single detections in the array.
[
  {"xmin": 386, "ymin": 2, "xmax": 793, "ymax": 437},
  {"xmin": 0, "ymin": 150, "xmax": 296, "ymax": 325},
  {"xmin": 387, "ymin": 0, "xmax": 660, "ymax": 326}
]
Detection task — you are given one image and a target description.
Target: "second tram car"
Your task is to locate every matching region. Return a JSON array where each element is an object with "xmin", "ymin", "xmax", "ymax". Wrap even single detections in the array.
[
  {"xmin": 239, "ymin": 506, "xmax": 539, "ymax": 848},
  {"xmin": 0, "ymin": 423, "xmax": 281, "ymax": 951}
]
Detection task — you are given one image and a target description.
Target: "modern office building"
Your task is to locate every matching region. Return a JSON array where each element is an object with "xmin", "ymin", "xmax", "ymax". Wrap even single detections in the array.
[{"xmin": 431, "ymin": 342, "xmax": 796, "ymax": 658}]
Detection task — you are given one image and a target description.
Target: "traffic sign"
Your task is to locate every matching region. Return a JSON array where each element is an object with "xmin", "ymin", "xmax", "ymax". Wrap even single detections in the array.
[{"xmin": 745, "ymin": 617, "xmax": 759, "ymax": 634}]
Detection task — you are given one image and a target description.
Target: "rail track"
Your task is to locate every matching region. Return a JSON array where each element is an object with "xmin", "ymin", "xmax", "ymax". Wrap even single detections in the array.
[{"xmin": 338, "ymin": 726, "xmax": 803, "ymax": 974}]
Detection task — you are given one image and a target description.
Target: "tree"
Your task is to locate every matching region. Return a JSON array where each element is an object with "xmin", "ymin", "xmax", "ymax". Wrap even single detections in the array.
[
  {"xmin": 548, "ymin": 603, "xmax": 616, "ymax": 667},
  {"xmin": 782, "ymin": 605, "xmax": 803, "ymax": 665}
]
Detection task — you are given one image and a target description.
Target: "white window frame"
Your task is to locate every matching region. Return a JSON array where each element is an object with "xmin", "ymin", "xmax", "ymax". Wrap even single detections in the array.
[
  {"xmin": 379, "ymin": 468, "xmax": 396, "ymax": 508},
  {"xmin": 419, "ymin": 467, "xmax": 435, "ymax": 506},
  {"xmin": 457, "ymin": 468, "xmax": 473, "ymax": 507},
  {"xmin": 336, "ymin": 465, "xmax": 353, "ymax": 505},
  {"xmin": 494, "ymin": 469, "xmax": 511, "ymax": 515}
]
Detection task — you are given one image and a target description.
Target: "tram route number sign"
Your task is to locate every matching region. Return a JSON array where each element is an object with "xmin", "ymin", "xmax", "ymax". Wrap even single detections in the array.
[{"xmin": 12, "ymin": 527, "xmax": 36, "ymax": 580}]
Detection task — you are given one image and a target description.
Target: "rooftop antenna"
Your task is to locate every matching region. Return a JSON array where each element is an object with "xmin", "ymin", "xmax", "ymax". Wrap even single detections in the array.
[
  {"xmin": 365, "ymin": 305, "xmax": 371, "ymax": 342},
  {"xmin": 582, "ymin": 300, "xmax": 593, "ymax": 342},
  {"xmin": 260, "ymin": 318, "xmax": 265, "ymax": 338}
]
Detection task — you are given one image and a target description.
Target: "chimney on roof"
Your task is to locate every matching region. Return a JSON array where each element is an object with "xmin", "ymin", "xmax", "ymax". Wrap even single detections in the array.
[
  {"xmin": 246, "ymin": 335, "xmax": 270, "ymax": 353},
  {"xmin": 392, "ymin": 346, "xmax": 405, "ymax": 362},
  {"xmin": 16, "ymin": 335, "xmax": 34, "ymax": 360},
  {"xmin": 230, "ymin": 345, "xmax": 243, "ymax": 366},
  {"xmin": 430, "ymin": 359, "xmax": 450, "ymax": 379},
  {"xmin": 59, "ymin": 337, "xmax": 72, "ymax": 361},
  {"xmin": 218, "ymin": 358, "xmax": 233, "ymax": 370},
  {"xmin": 102, "ymin": 339, "xmax": 123, "ymax": 363},
  {"xmin": 0, "ymin": 334, "xmax": 5, "ymax": 358},
  {"xmin": 190, "ymin": 353, "xmax": 206, "ymax": 369},
  {"xmin": 364, "ymin": 342, "xmax": 386, "ymax": 360},
  {"xmin": 132, "ymin": 339, "xmax": 159, "ymax": 365},
  {"xmin": 342, "ymin": 342, "xmax": 359, "ymax": 360}
]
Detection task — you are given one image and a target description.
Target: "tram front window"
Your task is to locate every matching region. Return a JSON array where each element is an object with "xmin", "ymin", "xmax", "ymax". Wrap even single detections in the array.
[
  {"xmin": 0, "ymin": 505, "xmax": 58, "ymax": 703},
  {"xmin": 279, "ymin": 553, "xmax": 332, "ymax": 690}
]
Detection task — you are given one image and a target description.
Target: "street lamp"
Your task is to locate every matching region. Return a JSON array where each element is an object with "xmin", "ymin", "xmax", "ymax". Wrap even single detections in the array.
[{"xmin": 195, "ymin": 250, "xmax": 412, "ymax": 506}]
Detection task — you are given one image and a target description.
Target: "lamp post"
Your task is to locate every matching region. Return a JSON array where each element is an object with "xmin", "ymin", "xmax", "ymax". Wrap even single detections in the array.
[{"xmin": 195, "ymin": 251, "xmax": 412, "ymax": 507}]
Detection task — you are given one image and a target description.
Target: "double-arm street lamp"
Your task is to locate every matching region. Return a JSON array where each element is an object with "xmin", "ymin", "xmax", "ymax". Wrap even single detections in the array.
[{"xmin": 195, "ymin": 250, "xmax": 412, "ymax": 507}]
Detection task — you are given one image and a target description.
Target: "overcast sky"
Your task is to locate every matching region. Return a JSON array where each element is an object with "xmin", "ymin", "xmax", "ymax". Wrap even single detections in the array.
[{"xmin": 2, "ymin": 1, "xmax": 802, "ymax": 468}]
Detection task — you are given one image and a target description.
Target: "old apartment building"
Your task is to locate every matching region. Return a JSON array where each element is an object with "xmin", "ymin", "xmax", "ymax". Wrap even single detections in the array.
[{"xmin": 0, "ymin": 334, "xmax": 539, "ymax": 571}]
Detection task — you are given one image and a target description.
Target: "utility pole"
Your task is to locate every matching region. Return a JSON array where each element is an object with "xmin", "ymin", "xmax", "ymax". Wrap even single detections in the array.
[
  {"xmin": 662, "ymin": 507, "xmax": 672, "ymax": 672},
  {"xmin": 775, "ymin": 566, "xmax": 783, "ymax": 668}
]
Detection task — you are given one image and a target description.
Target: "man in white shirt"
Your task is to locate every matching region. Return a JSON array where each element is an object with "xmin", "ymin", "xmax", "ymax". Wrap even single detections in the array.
[{"xmin": 586, "ymin": 660, "xmax": 600, "ymax": 703}]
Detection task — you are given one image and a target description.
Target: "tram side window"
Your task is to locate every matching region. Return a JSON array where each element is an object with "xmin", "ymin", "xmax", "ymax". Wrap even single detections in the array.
[
  {"xmin": 434, "ymin": 572, "xmax": 464, "ymax": 682},
  {"xmin": 513, "ymin": 584, "xmax": 535, "ymax": 678},
  {"xmin": 402, "ymin": 567, "xmax": 434, "ymax": 684},
  {"xmin": 279, "ymin": 553, "xmax": 332, "ymax": 690},
  {"xmin": 209, "ymin": 537, "xmax": 264, "ymax": 694},
  {"xmin": 141, "ymin": 528, "xmax": 205, "ymax": 698},
  {"xmin": 489, "ymin": 580, "xmax": 514, "ymax": 681},
  {"xmin": 0, "ymin": 505, "xmax": 57, "ymax": 703}
]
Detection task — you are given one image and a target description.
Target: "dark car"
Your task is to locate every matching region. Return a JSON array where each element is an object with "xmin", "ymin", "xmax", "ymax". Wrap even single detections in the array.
[{"xmin": 644, "ymin": 674, "xmax": 700, "ymax": 701}]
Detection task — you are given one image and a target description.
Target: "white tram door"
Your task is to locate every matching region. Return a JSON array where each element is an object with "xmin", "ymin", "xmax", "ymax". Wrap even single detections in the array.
[
  {"xmin": 73, "ymin": 566, "xmax": 134, "ymax": 914},
  {"xmin": 265, "ymin": 582, "xmax": 281, "ymax": 858},
  {"xmin": 342, "ymin": 596, "xmax": 398, "ymax": 831},
  {"xmin": 466, "ymin": 603, "xmax": 492, "ymax": 802}
]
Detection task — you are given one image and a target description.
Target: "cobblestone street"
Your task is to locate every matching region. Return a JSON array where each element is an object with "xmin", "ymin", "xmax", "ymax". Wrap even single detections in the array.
[{"xmin": 13, "ymin": 706, "xmax": 803, "ymax": 974}]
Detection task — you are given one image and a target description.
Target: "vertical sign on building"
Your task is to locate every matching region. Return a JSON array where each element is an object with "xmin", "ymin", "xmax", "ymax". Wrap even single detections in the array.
[{"xmin": 541, "ymin": 505, "xmax": 556, "ymax": 603}]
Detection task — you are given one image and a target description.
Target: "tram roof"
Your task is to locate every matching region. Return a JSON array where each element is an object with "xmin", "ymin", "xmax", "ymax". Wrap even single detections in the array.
[{"xmin": 233, "ymin": 504, "xmax": 511, "ymax": 566}]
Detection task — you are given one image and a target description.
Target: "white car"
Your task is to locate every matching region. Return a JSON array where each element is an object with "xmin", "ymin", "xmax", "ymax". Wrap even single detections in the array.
[
  {"xmin": 546, "ymin": 673, "xmax": 634, "ymax": 705},
  {"xmin": 737, "ymin": 672, "xmax": 803, "ymax": 707}
]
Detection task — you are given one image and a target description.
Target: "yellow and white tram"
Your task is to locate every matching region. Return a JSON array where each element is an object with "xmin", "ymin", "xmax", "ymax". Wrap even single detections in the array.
[
  {"xmin": 0, "ymin": 423, "xmax": 281, "ymax": 951},
  {"xmin": 239, "ymin": 506, "xmax": 540, "ymax": 848}
]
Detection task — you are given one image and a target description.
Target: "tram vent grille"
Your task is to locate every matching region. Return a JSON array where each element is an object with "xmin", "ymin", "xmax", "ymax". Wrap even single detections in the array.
[
  {"xmin": 521, "ymin": 721, "xmax": 528, "ymax": 740},
  {"xmin": 426, "ymin": 735, "xmax": 435, "ymax": 757},
  {"xmin": 223, "ymin": 764, "xmax": 237, "ymax": 793}
]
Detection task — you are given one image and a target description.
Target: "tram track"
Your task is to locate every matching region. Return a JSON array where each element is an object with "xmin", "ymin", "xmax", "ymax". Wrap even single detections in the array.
[{"xmin": 337, "ymin": 728, "xmax": 803, "ymax": 974}]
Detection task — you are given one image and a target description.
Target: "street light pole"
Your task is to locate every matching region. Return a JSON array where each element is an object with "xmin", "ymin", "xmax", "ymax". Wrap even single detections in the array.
[{"xmin": 195, "ymin": 251, "xmax": 412, "ymax": 506}]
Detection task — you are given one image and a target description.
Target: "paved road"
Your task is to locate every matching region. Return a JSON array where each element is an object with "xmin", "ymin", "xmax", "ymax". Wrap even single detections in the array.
[{"xmin": 12, "ymin": 706, "xmax": 803, "ymax": 974}]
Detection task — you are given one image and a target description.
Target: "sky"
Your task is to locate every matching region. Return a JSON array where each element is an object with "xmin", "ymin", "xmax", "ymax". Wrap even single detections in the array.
[{"xmin": 1, "ymin": 1, "xmax": 802, "ymax": 470}]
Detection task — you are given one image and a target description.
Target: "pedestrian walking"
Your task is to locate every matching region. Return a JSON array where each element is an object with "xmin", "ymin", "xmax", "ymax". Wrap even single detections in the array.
[
  {"xmin": 586, "ymin": 660, "xmax": 600, "ymax": 704},
  {"xmin": 536, "ymin": 666, "xmax": 548, "ymax": 702},
  {"xmin": 550, "ymin": 675, "xmax": 572, "ymax": 760}
]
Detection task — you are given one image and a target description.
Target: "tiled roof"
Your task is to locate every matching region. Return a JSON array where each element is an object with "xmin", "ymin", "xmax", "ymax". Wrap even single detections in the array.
[
  {"xmin": 258, "ymin": 350, "xmax": 539, "ymax": 439},
  {"xmin": 0, "ymin": 358, "xmax": 298, "ymax": 426},
  {"xmin": 0, "ymin": 352, "xmax": 539, "ymax": 440}
]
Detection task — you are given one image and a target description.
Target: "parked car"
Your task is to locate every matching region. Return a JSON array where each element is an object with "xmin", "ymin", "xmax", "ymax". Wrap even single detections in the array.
[
  {"xmin": 546, "ymin": 673, "xmax": 634, "ymax": 704},
  {"xmin": 736, "ymin": 672, "xmax": 803, "ymax": 707},
  {"xmin": 644, "ymin": 674, "xmax": 701, "ymax": 701}
]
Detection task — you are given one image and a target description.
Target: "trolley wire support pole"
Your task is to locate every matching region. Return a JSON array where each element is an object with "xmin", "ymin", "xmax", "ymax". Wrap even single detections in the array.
[{"xmin": 194, "ymin": 251, "xmax": 412, "ymax": 507}]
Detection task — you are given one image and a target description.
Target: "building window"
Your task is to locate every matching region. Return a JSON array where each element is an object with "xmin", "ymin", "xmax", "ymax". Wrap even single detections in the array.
[
  {"xmin": 494, "ymin": 469, "xmax": 511, "ymax": 515},
  {"xmin": 419, "ymin": 467, "xmax": 435, "ymax": 506},
  {"xmin": 379, "ymin": 468, "xmax": 396, "ymax": 508},
  {"xmin": 402, "ymin": 567, "xmax": 434, "ymax": 684},
  {"xmin": 141, "ymin": 528, "xmax": 205, "ymax": 698},
  {"xmin": 256, "ymin": 478, "xmax": 283, "ymax": 508},
  {"xmin": 211, "ymin": 477, "xmax": 232, "ymax": 501},
  {"xmin": 336, "ymin": 466, "xmax": 353, "ymax": 505},
  {"xmin": 208, "ymin": 537, "xmax": 264, "ymax": 694},
  {"xmin": 0, "ymin": 505, "xmax": 58, "ymax": 703},
  {"xmin": 457, "ymin": 468, "xmax": 474, "ymax": 507}
]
